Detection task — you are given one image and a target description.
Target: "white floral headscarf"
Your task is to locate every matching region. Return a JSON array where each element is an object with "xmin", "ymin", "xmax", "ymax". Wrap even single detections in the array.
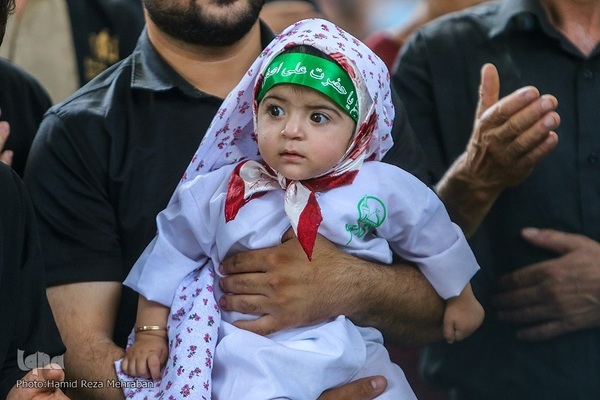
[
  {"xmin": 177, "ymin": 18, "xmax": 394, "ymax": 259},
  {"xmin": 179, "ymin": 17, "xmax": 394, "ymax": 183},
  {"xmin": 116, "ymin": 18, "xmax": 396, "ymax": 398}
]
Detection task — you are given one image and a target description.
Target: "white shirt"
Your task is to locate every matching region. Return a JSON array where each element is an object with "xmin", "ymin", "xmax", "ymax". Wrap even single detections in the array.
[{"xmin": 124, "ymin": 160, "xmax": 479, "ymax": 399}]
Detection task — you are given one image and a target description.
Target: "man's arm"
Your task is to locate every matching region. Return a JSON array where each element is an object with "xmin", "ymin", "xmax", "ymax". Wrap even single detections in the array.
[
  {"xmin": 436, "ymin": 66, "xmax": 600, "ymax": 342},
  {"xmin": 219, "ymin": 229, "xmax": 445, "ymax": 346},
  {"xmin": 46, "ymin": 282, "xmax": 125, "ymax": 400},
  {"xmin": 435, "ymin": 64, "xmax": 559, "ymax": 237}
]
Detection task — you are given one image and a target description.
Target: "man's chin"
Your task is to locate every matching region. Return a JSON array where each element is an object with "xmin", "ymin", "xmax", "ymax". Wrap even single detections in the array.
[{"xmin": 145, "ymin": 0, "xmax": 263, "ymax": 46}]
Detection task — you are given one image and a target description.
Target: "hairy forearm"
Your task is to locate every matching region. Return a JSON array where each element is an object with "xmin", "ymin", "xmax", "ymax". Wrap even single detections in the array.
[
  {"xmin": 325, "ymin": 251, "xmax": 445, "ymax": 346},
  {"xmin": 63, "ymin": 338, "xmax": 125, "ymax": 400},
  {"xmin": 221, "ymin": 234, "xmax": 445, "ymax": 344},
  {"xmin": 46, "ymin": 282, "xmax": 126, "ymax": 400}
]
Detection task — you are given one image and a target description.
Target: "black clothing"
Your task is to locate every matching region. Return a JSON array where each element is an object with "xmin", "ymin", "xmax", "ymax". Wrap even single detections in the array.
[
  {"xmin": 66, "ymin": 0, "xmax": 144, "ymax": 86},
  {"xmin": 0, "ymin": 58, "xmax": 52, "ymax": 176},
  {"xmin": 394, "ymin": 0, "xmax": 600, "ymax": 399},
  {"xmin": 0, "ymin": 164, "xmax": 65, "ymax": 398},
  {"xmin": 25, "ymin": 26, "xmax": 227, "ymax": 347},
  {"xmin": 25, "ymin": 21, "xmax": 425, "ymax": 349}
]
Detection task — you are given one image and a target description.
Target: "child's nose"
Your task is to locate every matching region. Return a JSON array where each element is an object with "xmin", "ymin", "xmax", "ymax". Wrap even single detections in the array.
[{"xmin": 281, "ymin": 117, "xmax": 304, "ymax": 139}]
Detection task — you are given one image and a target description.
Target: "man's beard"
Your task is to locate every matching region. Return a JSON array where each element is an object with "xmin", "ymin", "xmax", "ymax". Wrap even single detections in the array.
[{"xmin": 144, "ymin": 0, "xmax": 265, "ymax": 47}]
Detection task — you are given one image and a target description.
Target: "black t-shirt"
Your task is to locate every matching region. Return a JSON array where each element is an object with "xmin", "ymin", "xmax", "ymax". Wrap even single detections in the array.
[
  {"xmin": 25, "ymin": 22, "xmax": 426, "ymax": 348},
  {"xmin": 0, "ymin": 59, "xmax": 52, "ymax": 176},
  {"xmin": 394, "ymin": 0, "xmax": 600, "ymax": 398},
  {"xmin": 0, "ymin": 164, "xmax": 65, "ymax": 398},
  {"xmin": 25, "ymin": 28, "xmax": 226, "ymax": 347}
]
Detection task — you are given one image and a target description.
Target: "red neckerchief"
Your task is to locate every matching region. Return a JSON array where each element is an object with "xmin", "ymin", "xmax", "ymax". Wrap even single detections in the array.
[{"xmin": 225, "ymin": 160, "xmax": 357, "ymax": 260}]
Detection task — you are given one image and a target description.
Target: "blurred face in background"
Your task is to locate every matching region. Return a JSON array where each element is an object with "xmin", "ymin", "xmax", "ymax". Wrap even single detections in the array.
[{"xmin": 143, "ymin": 0, "xmax": 265, "ymax": 46}]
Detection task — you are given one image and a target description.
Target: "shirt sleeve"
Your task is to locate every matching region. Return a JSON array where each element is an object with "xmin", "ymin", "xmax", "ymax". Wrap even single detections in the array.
[
  {"xmin": 374, "ymin": 164, "xmax": 480, "ymax": 299},
  {"xmin": 124, "ymin": 174, "xmax": 221, "ymax": 307},
  {"xmin": 24, "ymin": 111, "xmax": 124, "ymax": 285}
]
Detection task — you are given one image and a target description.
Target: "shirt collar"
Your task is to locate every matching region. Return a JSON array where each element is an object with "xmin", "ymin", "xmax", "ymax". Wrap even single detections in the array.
[
  {"xmin": 489, "ymin": 0, "xmax": 555, "ymax": 38},
  {"xmin": 130, "ymin": 21, "xmax": 275, "ymax": 96}
]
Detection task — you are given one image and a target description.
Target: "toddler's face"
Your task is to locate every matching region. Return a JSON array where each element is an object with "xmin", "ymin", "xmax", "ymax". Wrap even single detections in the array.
[{"xmin": 256, "ymin": 84, "xmax": 355, "ymax": 181}]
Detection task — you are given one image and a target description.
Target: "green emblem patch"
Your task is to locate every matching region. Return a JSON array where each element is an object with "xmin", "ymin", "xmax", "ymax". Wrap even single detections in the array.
[{"xmin": 345, "ymin": 195, "xmax": 387, "ymax": 244}]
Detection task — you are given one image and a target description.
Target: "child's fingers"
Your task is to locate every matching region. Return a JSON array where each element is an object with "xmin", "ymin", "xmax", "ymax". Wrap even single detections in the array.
[
  {"xmin": 121, "ymin": 352, "xmax": 148, "ymax": 377},
  {"xmin": 123, "ymin": 356, "xmax": 150, "ymax": 378},
  {"xmin": 444, "ymin": 320, "xmax": 457, "ymax": 344},
  {"xmin": 148, "ymin": 353, "xmax": 163, "ymax": 381},
  {"xmin": 121, "ymin": 357, "xmax": 130, "ymax": 375},
  {"xmin": 454, "ymin": 329, "xmax": 465, "ymax": 342},
  {"xmin": 136, "ymin": 357, "xmax": 152, "ymax": 378}
]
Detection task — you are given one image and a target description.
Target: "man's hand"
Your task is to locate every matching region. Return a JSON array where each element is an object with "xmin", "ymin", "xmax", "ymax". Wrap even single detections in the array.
[
  {"xmin": 219, "ymin": 229, "xmax": 445, "ymax": 344},
  {"xmin": 219, "ymin": 230, "xmax": 353, "ymax": 336},
  {"xmin": 0, "ymin": 120, "xmax": 14, "ymax": 166},
  {"xmin": 493, "ymin": 228, "xmax": 600, "ymax": 341},
  {"xmin": 220, "ymin": 234, "xmax": 396, "ymax": 398},
  {"xmin": 7, "ymin": 364, "xmax": 70, "ymax": 399},
  {"xmin": 466, "ymin": 63, "xmax": 560, "ymax": 190},
  {"xmin": 317, "ymin": 376, "xmax": 388, "ymax": 400},
  {"xmin": 437, "ymin": 63, "xmax": 560, "ymax": 236}
]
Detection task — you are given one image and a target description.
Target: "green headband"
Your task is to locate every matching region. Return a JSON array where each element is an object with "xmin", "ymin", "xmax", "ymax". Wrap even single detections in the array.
[{"xmin": 257, "ymin": 52, "xmax": 359, "ymax": 122}]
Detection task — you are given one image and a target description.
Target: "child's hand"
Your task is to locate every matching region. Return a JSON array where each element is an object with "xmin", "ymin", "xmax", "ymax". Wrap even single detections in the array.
[
  {"xmin": 444, "ymin": 283, "xmax": 484, "ymax": 344},
  {"xmin": 121, "ymin": 331, "xmax": 168, "ymax": 380}
]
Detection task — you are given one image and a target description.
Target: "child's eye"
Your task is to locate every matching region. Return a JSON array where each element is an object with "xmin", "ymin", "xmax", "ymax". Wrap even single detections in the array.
[
  {"xmin": 310, "ymin": 113, "xmax": 330, "ymax": 124},
  {"xmin": 267, "ymin": 104, "xmax": 284, "ymax": 117}
]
